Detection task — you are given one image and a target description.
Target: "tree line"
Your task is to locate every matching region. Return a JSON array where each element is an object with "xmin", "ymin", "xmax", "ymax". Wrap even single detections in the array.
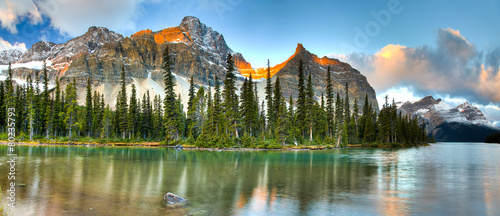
[{"xmin": 0, "ymin": 46, "xmax": 431, "ymax": 147}]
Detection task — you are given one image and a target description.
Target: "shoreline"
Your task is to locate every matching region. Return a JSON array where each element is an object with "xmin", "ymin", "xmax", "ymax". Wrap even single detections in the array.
[{"xmin": 0, "ymin": 141, "xmax": 431, "ymax": 151}]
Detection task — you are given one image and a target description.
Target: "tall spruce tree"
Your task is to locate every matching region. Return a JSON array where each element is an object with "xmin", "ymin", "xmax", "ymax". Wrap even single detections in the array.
[
  {"xmin": 275, "ymin": 96, "xmax": 290, "ymax": 146},
  {"xmin": 42, "ymin": 61, "xmax": 52, "ymax": 137},
  {"xmin": 213, "ymin": 76, "xmax": 222, "ymax": 135},
  {"xmin": 128, "ymin": 84, "xmax": 138, "ymax": 138},
  {"xmin": 85, "ymin": 76, "xmax": 93, "ymax": 137},
  {"xmin": 26, "ymin": 75, "xmax": 35, "ymax": 140},
  {"xmin": 5, "ymin": 63, "xmax": 14, "ymax": 110},
  {"xmin": 265, "ymin": 59, "xmax": 274, "ymax": 135},
  {"xmin": 306, "ymin": 72, "xmax": 314, "ymax": 141},
  {"xmin": 117, "ymin": 65, "xmax": 128, "ymax": 139},
  {"xmin": 223, "ymin": 53, "xmax": 239, "ymax": 138},
  {"xmin": 186, "ymin": 76, "xmax": 196, "ymax": 137},
  {"xmin": 325, "ymin": 66, "xmax": 334, "ymax": 138},
  {"xmin": 343, "ymin": 82, "xmax": 350, "ymax": 126},
  {"xmin": 162, "ymin": 46, "xmax": 181, "ymax": 142},
  {"xmin": 53, "ymin": 80, "xmax": 61, "ymax": 136},
  {"xmin": 273, "ymin": 76, "xmax": 282, "ymax": 134},
  {"xmin": 296, "ymin": 59, "xmax": 307, "ymax": 139},
  {"xmin": 101, "ymin": 105, "xmax": 112, "ymax": 141},
  {"xmin": 63, "ymin": 78, "xmax": 77, "ymax": 140},
  {"xmin": 0, "ymin": 82, "xmax": 5, "ymax": 131}
]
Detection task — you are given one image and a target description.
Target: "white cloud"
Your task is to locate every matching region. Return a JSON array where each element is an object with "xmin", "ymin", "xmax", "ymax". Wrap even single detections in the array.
[
  {"xmin": 376, "ymin": 86, "xmax": 422, "ymax": 108},
  {"xmin": 0, "ymin": 0, "xmax": 43, "ymax": 34},
  {"xmin": 332, "ymin": 28, "xmax": 500, "ymax": 106},
  {"xmin": 0, "ymin": 0, "xmax": 160, "ymax": 37},
  {"xmin": 0, "ymin": 37, "xmax": 27, "ymax": 51}
]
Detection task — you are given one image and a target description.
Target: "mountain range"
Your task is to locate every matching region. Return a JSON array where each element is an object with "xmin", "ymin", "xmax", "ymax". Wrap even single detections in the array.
[
  {"xmin": 398, "ymin": 96, "xmax": 500, "ymax": 142},
  {"xmin": 0, "ymin": 16, "xmax": 378, "ymax": 111}
]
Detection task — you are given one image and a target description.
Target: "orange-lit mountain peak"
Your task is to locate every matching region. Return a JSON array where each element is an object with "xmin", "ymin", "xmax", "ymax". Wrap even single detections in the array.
[
  {"xmin": 152, "ymin": 27, "xmax": 192, "ymax": 44},
  {"xmin": 131, "ymin": 29, "xmax": 153, "ymax": 39},
  {"xmin": 313, "ymin": 55, "xmax": 343, "ymax": 66},
  {"xmin": 295, "ymin": 43, "xmax": 306, "ymax": 54},
  {"xmin": 239, "ymin": 43, "xmax": 351, "ymax": 79}
]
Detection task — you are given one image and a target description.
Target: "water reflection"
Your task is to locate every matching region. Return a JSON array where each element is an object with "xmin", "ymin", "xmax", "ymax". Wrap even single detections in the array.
[{"xmin": 0, "ymin": 144, "xmax": 500, "ymax": 215}]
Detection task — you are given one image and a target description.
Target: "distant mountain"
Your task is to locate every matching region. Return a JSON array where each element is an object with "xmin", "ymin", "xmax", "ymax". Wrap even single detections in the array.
[
  {"xmin": 398, "ymin": 96, "xmax": 500, "ymax": 142},
  {"xmin": 0, "ymin": 16, "xmax": 378, "ymax": 111},
  {"xmin": 250, "ymin": 43, "xmax": 378, "ymax": 110}
]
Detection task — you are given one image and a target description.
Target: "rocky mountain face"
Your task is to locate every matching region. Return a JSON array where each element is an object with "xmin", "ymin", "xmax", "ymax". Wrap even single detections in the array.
[
  {"xmin": 0, "ymin": 49, "xmax": 23, "ymax": 65},
  {"xmin": 398, "ymin": 96, "xmax": 500, "ymax": 142},
  {"xmin": 0, "ymin": 16, "xmax": 378, "ymax": 111},
  {"xmin": 265, "ymin": 43, "xmax": 378, "ymax": 110}
]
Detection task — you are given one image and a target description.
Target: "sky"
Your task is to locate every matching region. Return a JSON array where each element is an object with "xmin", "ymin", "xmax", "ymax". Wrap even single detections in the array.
[{"xmin": 0, "ymin": 0, "xmax": 500, "ymax": 125}]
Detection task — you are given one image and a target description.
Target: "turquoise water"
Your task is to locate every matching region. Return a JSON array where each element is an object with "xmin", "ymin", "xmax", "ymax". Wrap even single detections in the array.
[{"xmin": 1, "ymin": 143, "xmax": 499, "ymax": 215}]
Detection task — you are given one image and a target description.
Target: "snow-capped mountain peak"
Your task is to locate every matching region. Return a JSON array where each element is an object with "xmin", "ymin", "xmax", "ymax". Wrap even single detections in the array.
[{"xmin": 398, "ymin": 96, "xmax": 500, "ymax": 142}]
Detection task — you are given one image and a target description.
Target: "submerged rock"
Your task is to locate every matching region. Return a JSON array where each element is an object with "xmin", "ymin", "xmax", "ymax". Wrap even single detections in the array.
[
  {"xmin": 188, "ymin": 209, "xmax": 210, "ymax": 216},
  {"xmin": 163, "ymin": 192, "xmax": 189, "ymax": 208}
]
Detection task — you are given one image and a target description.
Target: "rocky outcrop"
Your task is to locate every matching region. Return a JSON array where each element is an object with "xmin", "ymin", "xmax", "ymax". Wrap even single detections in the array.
[
  {"xmin": 398, "ymin": 96, "xmax": 500, "ymax": 142},
  {"xmin": 163, "ymin": 192, "xmax": 189, "ymax": 208},
  {"xmin": 0, "ymin": 49, "xmax": 23, "ymax": 64}
]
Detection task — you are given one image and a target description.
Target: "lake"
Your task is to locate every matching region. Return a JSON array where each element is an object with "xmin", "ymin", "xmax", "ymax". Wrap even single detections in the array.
[{"xmin": 1, "ymin": 143, "xmax": 500, "ymax": 215}]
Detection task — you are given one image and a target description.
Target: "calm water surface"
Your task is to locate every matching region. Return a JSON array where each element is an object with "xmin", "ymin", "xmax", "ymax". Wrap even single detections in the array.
[{"xmin": 1, "ymin": 143, "xmax": 499, "ymax": 216}]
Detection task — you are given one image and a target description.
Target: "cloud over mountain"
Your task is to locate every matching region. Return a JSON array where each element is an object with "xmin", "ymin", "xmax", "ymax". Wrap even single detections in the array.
[
  {"xmin": 333, "ymin": 28, "xmax": 500, "ymax": 106},
  {"xmin": 0, "ymin": 0, "xmax": 158, "ymax": 37},
  {"xmin": 0, "ymin": 37, "xmax": 27, "ymax": 51}
]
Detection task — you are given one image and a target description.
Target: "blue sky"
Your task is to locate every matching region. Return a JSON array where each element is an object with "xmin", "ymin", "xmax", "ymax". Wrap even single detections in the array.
[
  {"xmin": 1, "ymin": 0, "xmax": 500, "ymax": 125},
  {"xmin": 2, "ymin": 0, "xmax": 499, "ymax": 66}
]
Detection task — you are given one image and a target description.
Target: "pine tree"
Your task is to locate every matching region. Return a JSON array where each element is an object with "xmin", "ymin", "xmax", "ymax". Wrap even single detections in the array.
[
  {"xmin": 101, "ymin": 105, "xmax": 112, "ymax": 142},
  {"xmin": 350, "ymin": 99, "xmax": 359, "ymax": 143},
  {"xmin": 213, "ymin": 76, "xmax": 222, "ymax": 135},
  {"xmin": 128, "ymin": 84, "xmax": 138, "ymax": 138},
  {"xmin": 117, "ymin": 65, "xmax": 128, "ymax": 139},
  {"xmin": 85, "ymin": 76, "xmax": 93, "ymax": 137},
  {"xmin": 53, "ymin": 80, "xmax": 61, "ymax": 137},
  {"xmin": 188, "ymin": 87, "xmax": 205, "ymax": 139},
  {"xmin": 272, "ymin": 76, "xmax": 282, "ymax": 137},
  {"xmin": 296, "ymin": 59, "xmax": 307, "ymax": 139},
  {"xmin": 275, "ymin": 96, "xmax": 290, "ymax": 145},
  {"xmin": 153, "ymin": 94, "xmax": 163, "ymax": 140},
  {"xmin": 306, "ymin": 72, "xmax": 314, "ymax": 141},
  {"xmin": 187, "ymin": 76, "xmax": 196, "ymax": 112},
  {"xmin": 223, "ymin": 53, "xmax": 239, "ymax": 139},
  {"xmin": 204, "ymin": 82, "xmax": 214, "ymax": 134},
  {"xmin": 325, "ymin": 66, "xmax": 334, "ymax": 139},
  {"xmin": 34, "ymin": 69, "xmax": 41, "ymax": 135},
  {"xmin": 288, "ymin": 94, "xmax": 295, "ymax": 142},
  {"xmin": 240, "ymin": 75, "xmax": 256, "ymax": 136},
  {"xmin": 140, "ymin": 92, "xmax": 151, "ymax": 139},
  {"xmin": 359, "ymin": 94, "xmax": 369, "ymax": 141},
  {"xmin": 5, "ymin": 63, "xmax": 14, "ymax": 110},
  {"xmin": 92, "ymin": 91, "xmax": 101, "ymax": 137},
  {"xmin": 26, "ymin": 75, "xmax": 35, "ymax": 140},
  {"xmin": 265, "ymin": 59, "xmax": 274, "ymax": 135},
  {"xmin": 63, "ymin": 78, "xmax": 77, "ymax": 140},
  {"xmin": 42, "ymin": 61, "xmax": 52, "ymax": 138},
  {"xmin": 15, "ymin": 85, "xmax": 24, "ymax": 134},
  {"xmin": 363, "ymin": 103, "xmax": 375, "ymax": 143},
  {"xmin": 0, "ymin": 82, "xmax": 5, "ymax": 131},
  {"xmin": 162, "ymin": 46, "xmax": 181, "ymax": 142},
  {"xmin": 344, "ymin": 82, "xmax": 350, "ymax": 125},
  {"xmin": 186, "ymin": 76, "xmax": 196, "ymax": 136},
  {"xmin": 335, "ymin": 92, "xmax": 343, "ymax": 140},
  {"xmin": 253, "ymin": 80, "xmax": 260, "ymax": 136}
]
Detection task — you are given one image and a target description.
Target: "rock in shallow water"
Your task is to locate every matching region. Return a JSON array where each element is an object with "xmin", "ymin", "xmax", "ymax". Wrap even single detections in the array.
[
  {"xmin": 188, "ymin": 209, "xmax": 210, "ymax": 216},
  {"xmin": 163, "ymin": 192, "xmax": 189, "ymax": 208}
]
